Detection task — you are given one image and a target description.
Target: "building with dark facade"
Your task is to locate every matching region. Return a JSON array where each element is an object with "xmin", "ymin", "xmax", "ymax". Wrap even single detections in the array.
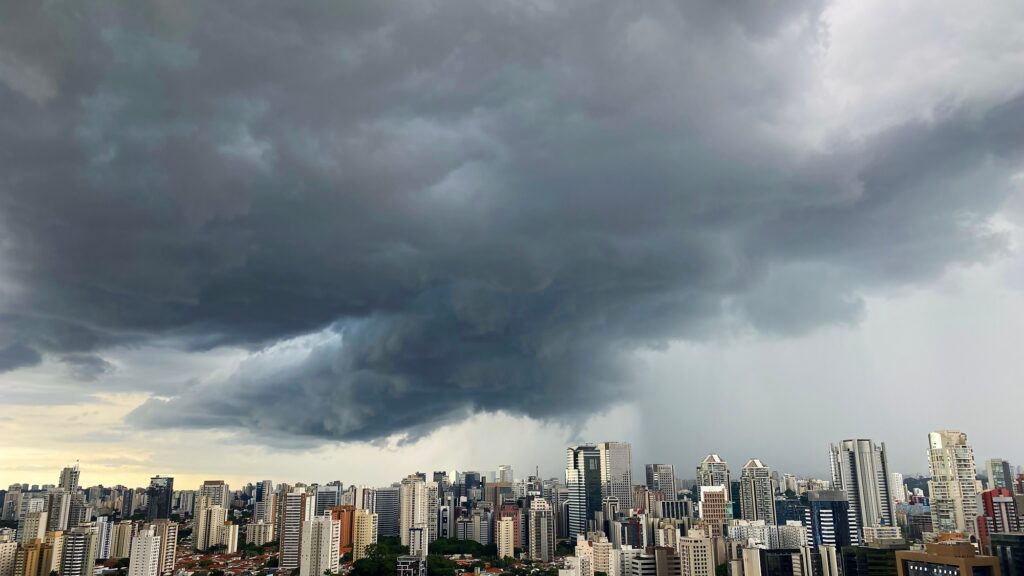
[
  {"xmin": 842, "ymin": 540, "xmax": 910, "ymax": 576},
  {"xmin": 146, "ymin": 476, "xmax": 174, "ymax": 521}
]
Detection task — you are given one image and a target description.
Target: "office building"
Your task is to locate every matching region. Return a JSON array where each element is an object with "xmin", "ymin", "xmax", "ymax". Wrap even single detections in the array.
[
  {"xmin": 145, "ymin": 478, "xmax": 173, "ymax": 522},
  {"xmin": 679, "ymin": 529, "xmax": 716, "ymax": 576},
  {"xmin": 805, "ymin": 491, "xmax": 857, "ymax": 551},
  {"xmin": 741, "ymin": 547, "xmax": 803, "ymax": 576},
  {"xmin": 991, "ymin": 534, "xmax": 1024, "ymax": 576},
  {"xmin": 316, "ymin": 485, "xmax": 343, "ymax": 517},
  {"xmin": 698, "ymin": 486, "xmax": 729, "ymax": 536},
  {"xmin": 567, "ymin": 445, "xmax": 603, "ymax": 537},
  {"xmin": 841, "ymin": 540, "xmax": 910, "ymax": 576},
  {"xmin": 895, "ymin": 542, "xmax": 999, "ymax": 576},
  {"xmin": 498, "ymin": 466, "xmax": 514, "ymax": 484},
  {"xmin": 375, "ymin": 485, "xmax": 400, "ymax": 538},
  {"xmin": 599, "ymin": 442, "xmax": 634, "ymax": 512},
  {"xmin": 646, "ymin": 465, "xmax": 678, "ymax": 500},
  {"xmin": 740, "ymin": 460, "xmax": 777, "ymax": 524},
  {"xmin": 987, "ymin": 461, "xmax": 1015, "ymax": 491},
  {"xmin": 927, "ymin": 431, "xmax": 981, "ymax": 537},
  {"xmin": 299, "ymin": 516, "xmax": 340, "ymax": 576}
]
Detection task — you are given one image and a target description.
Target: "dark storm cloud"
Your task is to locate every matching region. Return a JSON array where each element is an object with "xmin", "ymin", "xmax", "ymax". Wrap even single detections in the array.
[
  {"xmin": 0, "ymin": 342, "xmax": 42, "ymax": 373},
  {"xmin": 0, "ymin": 1, "xmax": 1021, "ymax": 441}
]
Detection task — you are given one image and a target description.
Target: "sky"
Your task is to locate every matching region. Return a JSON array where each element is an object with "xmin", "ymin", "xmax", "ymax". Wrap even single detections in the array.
[{"xmin": 1, "ymin": 0, "xmax": 1023, "ymax": 491}]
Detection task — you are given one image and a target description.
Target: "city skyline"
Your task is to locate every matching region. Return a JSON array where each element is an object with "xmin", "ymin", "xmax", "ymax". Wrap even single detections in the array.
[{"xmin": 2, "ymin": 1, "xmax": 1024, "ymax": 498}]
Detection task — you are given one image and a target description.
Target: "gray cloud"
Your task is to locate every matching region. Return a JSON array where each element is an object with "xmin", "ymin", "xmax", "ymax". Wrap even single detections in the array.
[
  {"xmin": 61, "ymin": 355, "xmax": 115, "ymax": 382},
  {"xmin": 0, "ymin": 342, "xmax": 42, "ymax": 373},
  {"xmin": 1, "ymin": 1, "xmax": 1022, "ymax": 442}
]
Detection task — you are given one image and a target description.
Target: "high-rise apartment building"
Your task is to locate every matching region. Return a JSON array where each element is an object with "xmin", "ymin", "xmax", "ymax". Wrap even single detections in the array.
[
  {"xmin": 976, "ymin": 488, "xmax": 1022, "ymax": 554},
  {"xmin": 567, "ymin": 445, "xmax": 603, "ymax": 537},
  {"xmin": 496, "ymin": 517, "xmax": 515, "ymax": 559},
  {"xmin": 352, "ymin": 509, "xmax": 378, "ymax": 561},
  {"xmin": 599, "ymin": 442, "xmax": 634, "ymax": 512},
  {"xmin": 127, "ymin": 527, "xmax": 161, "ymax": 576},
  {"xmin": 399, "ymin": 476, "xmax": 430, "ymax": 548},
  {"xmin": 60, "ymin": 527, "xmax": 97, "ymax": 576},
  {"xmin": 645, "ymin": 465, "xmax": 678, "ymax": 500},
  {"xmin": 17, "ymin": 512, "xmax": 47, "ymax": 545},
  {"xmin": 278, "ymin": 488, "xmax": 313, "ymax": 572},
  {"xmin": 830, "ymin": 440, "xmax": 896, "ymax": 538},
  {"xmin": 58, "ymin": 466, "xmax": 80, "ymax": 493},
  {"xmin": 193, "ymin": 496, "xmax": 228, "ymax": 552},
  {"xmin": 698, "ymin": 455, "xmax": 731, "ymax": 497},
  {"xmin": 299, "ymin": 516, "xmax": 340, "ymax": 576},
  {"xmin": 145, "ymin": 519, "xmax": 177, "ymax": 576},
  {"xmin": 198, "ymin": 481, "xmax": 231, "ymax": 509},
  {"xmin": 740, "ymin": 459, "xmax": 777, "ymax": 524},
  {"xmin": 110, "ymin": 521, "xmax": 135, "ymax": 559},
  {"xmin": 927, "ymin": 431, "xmax": 981, "ymax": 537},
  {"xmin": 46, "ymin": 491, "xmax": 71, "ymax": 533},
  {"xmin": 529, "ymin": 500, "xmax": 555, "ymax": 562}
]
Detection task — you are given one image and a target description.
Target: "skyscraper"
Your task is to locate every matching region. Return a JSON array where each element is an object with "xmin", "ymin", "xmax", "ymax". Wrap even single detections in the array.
[
  {"xmin": 599, "ymin": 442, "xmax": 634, "ymax": 512},
  {"xmin": 698, "ymin": 455, "xmax": 731, "ymax": 499},
  {"xmin": 375, "ymin": 485, "xmax": 400, "ymax": 538},
  {"xmin": 987, "ymin": 459, "xmax": 1014, "ymax": 491},
  {"xmin": 567, "ymin": 445, "xmax": 603, "ymax": 537},
  {"xmin": 804, "ymin": 490, "xmax": 857, "ymax": 553},
  {"xmin": 739, "ymin": 459, "xmax": 776, "ymax": 524},
  {"xmin": 145, "ymin": 519, "xmax": 177, "ymax": 576},
  {"xmin": 830, "ymin": 439, "xmax": 896, "ymax": 539},
  {"xmin": 145, "ymin": 477, "xmax": 173, "ymax": 522},
  {"xmin": 927, "ymin": 430, "xmax": 981, "ymax": 537},
  {"xmin": 645, "ymin": 465, "xmax": 678, "ymax": 500}
]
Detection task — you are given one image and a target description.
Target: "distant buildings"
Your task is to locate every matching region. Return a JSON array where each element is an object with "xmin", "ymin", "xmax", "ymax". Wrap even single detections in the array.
[
  {"xmin": 145, "ymin": 477, "xmax": 173, "ymax": 522},
  {"xmin": 645, "ymin": 465, "xmax": 678, "ymax": 500}
]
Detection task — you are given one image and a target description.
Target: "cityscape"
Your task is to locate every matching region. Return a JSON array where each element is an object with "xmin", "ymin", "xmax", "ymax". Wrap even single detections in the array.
[
  {"xmin": 2, "ymin": 431, "xmax": 1022, "ymax": 576},
  {"xmin": 2, "ymin": 5, "xmax": 1024, "ymax": 576}
]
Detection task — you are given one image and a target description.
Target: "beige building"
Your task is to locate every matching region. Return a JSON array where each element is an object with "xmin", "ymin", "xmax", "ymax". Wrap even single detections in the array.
[
  {"xmin": 352, "ymin": 509, "xmax": 378, "ymax": 562},
  {"xmin": 497, "ymin": 517, "xmax": 515, "ymax": 560},
  {"xmin": 678, "ymin": 530, "xmax": 716, "ymax": 576},
  {"xmin": 895, "ymin": 542, "xmax": 999, "ymax": 576},
  {"xmin": 927, "ymin": 431, "xmax": 981, "ymax": 538},
  {"xmin": 245, "ymin": 521, "xmax": 275, "ymax": 547},
  {"xmin": 299, "ymin": 516, "xmax": 340, "ymax": 576}
]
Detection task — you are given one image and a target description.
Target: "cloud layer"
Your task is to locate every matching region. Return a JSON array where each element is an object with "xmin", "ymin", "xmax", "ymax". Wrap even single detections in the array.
[{"xmin": 1, "ymin": 1, "xmax": 1022, "ymax": 442}]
